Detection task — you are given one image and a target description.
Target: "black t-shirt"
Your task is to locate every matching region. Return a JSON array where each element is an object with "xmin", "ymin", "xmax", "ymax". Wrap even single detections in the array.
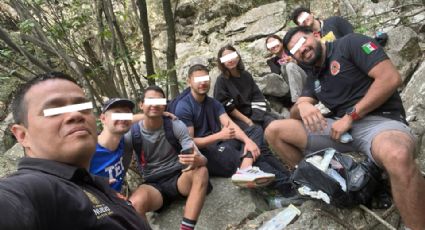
[
  {"xmin": 214, "ymin": 71, "xmax": 267, "ymax": 119},
  {"xmin": 0, "ymin": 157, "xmax": 151, "ymax": 230},
  {"xmin": 266, "ymin": 56, "xmax": 282, "ymax": 74},
  {"xmin": 321, "ymin": 16, "xmax": 354, "ymax": 42},
  {"xmin": 301, "ymin": 33, "xmax": 406, "ymax": 120}
]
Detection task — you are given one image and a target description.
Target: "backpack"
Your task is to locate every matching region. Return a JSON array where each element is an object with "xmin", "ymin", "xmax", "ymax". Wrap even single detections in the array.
[
  {"xmin": 166, "ymin": 87, "xmax": 191, "ymax": 114},
  {"xmin": 291, "ymin": 148, "xmax": 383, "ymax": 208},
  {"xmin": 122, "ymin": 134, "xmax": 134, "ymax": 176},
  {"xmin": 129, "ymin": 116, "xmax": 182, "ymax": 171}
]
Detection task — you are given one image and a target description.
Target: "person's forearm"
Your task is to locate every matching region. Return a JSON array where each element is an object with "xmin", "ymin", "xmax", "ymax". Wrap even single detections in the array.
[
  {"xmin": 194, "ymin": 133, "xmax": 220, "ymax": 149},
  {"xmin": 230, "ymin": 109, "xmax": 252, "ymax": 125}
]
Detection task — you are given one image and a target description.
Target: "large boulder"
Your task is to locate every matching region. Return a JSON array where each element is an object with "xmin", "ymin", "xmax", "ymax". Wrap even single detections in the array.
[
  {"xmin": 402, "ymin": 61, "xmax": 425, "ymax": 114},
  {"xmin": 0, "ymin": 113, "xmax": 14, "ymax": 153},
  {"xmin": 385, "ymin": 26, "xmax": 421, "ymax": 83},
  {"xmin": 224, "ymin": 1, "xmax": 287, "ymax": 43},
  {"xmin": 310, "ymin": 0, "xmax": 340, "ymax": 18},
  {"xmin": 0, "ymin": 143, "xmax": 23, "ymax": 178},
  {"xmin": 147, "ymin": 177, "xmax": 268, "ymax": 230},
  {"xmin": 257, "ymin": 73, "xmax": 289, "ymax": 98},
  {"xmin": 402, "ymin": 61, "xmax": 425, "ymax": 169}
]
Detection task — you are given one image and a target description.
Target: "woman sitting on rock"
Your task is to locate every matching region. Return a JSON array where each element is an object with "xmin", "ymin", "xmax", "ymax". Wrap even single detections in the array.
[
  {"xmin": 214, "ymin": 44, "xmax": 277, "ymax": 130},
  {"xmin": 265, "ymin": 34, "xmax": 307, "ymax": 105},
  {"xmin": 213, "ymin": 45, "xmax": 297, "ymax": 197}
]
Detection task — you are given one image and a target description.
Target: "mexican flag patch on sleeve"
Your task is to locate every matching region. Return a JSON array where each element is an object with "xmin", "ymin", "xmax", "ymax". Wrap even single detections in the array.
[{"xmin": 361, "ymin": 41, "xmax": 378, "ymax": 54}]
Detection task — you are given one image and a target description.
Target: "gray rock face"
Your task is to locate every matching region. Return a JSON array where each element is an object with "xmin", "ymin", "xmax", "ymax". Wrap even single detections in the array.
[
  {"xmin": 225, "ymin": 1, "xmax": 287, "ymax": 43},
  {"xmin": 402, "ymin": 61, "xmax": 425, "ymax": 112},
  {"xmin": 147, "ymin": 177, "xmax": 268, "ymax": 230},
  {"xmin": 257, "ymin": 73, "xmax": 289, "ymax": 97},
  {"xmin": 0, "ymin": 143, "xmax": 23, "ymax": 178},
  {"xmin": 0, "ymin": 113, "xmax": 14, "ymax": 153},
  {"xmin": 402, "ymin": 61, "xmax": 425, "ymax": 169},
  {"xmin": 241, "ymin": 200, "xmax": 403, "ymax": 230},
  {"xmin": 198, "ymin": 17, "xmax": 227, "ymax": 36},
  {"xmin": 385, "ymin": 26, "xmax": 421, "ymax": 83}
]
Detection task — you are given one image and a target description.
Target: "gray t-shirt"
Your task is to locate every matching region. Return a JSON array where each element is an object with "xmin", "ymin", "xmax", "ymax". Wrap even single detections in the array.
[{"xmin": 139, "ymin": 119, "xmax": 193, "ymax": 182}]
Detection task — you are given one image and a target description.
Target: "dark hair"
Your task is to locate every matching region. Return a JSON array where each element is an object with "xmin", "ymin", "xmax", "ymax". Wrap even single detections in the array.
[
  {"xmin": 290, "ymin": 6, "xmax": 310, "ymax": 25},
  {"xmin": 217, "ymin": 45, "xmax": 245, "ymax": 78},
  {"xmin": 141, "ymin": 85, "xmax": 166, "ymax": 102},
  {"xmin": 11, "ymin": 72, "xmax": 79, "ymax": 126},
  {"xmin": 265, "ymin": 34, "xmax": 283, "ymax": 50},
  {"xmin": 187, "ymin": 64, "xmax": 209, "ymax": 79},
  {"xmin": 282, "ymin": 26, "xmax": 313, "ymax": 55}
]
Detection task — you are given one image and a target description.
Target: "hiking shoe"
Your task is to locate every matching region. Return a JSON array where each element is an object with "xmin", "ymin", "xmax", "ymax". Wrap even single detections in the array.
[{"xmin": 231, "ymin": 166, "xmax": 275, "ymax": 188}]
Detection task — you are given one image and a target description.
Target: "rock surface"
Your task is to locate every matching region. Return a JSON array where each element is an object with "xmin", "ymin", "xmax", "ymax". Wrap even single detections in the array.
[{"xmin": 147, "ymin": 178, "xmax": 268, "ymax": 230}]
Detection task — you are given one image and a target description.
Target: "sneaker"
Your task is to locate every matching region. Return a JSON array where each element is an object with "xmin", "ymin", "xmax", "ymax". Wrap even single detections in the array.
[{"xmin": 231, "ymin": 166, "xmax": 275, "ymax": 188}]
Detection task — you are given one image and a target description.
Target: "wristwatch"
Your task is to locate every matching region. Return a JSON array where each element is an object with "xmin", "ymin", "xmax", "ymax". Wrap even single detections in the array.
[{"xmin": 346, "ymin": 106, "xmax": 360, "ymax": 121}]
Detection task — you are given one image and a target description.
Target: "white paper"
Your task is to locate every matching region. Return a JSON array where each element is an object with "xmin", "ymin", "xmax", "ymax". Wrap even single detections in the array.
[
  {"xmin": 298, "ymin": 186, "xmax": 330, "ymax": 204},
  {"xmin": 43, "ymin": 102, "xmax": 93, "ymax": 116},
  {"xmin": 259, "ymin": 204, "xmax": 301, "ymax": 230}
]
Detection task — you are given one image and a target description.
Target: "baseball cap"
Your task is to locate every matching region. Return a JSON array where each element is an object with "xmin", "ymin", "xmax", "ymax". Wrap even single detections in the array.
[{"xmin": 101, "ymin": 98, "xmax": 135, "ymax": 113}]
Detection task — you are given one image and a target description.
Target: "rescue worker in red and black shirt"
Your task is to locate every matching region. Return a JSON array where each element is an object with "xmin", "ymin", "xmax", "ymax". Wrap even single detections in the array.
[{"xmin": 265, "ymin": 26, "xmax": 425, "ymax": 229}]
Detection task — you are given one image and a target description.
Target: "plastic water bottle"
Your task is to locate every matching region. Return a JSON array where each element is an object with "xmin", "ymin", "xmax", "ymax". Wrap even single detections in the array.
[
  {"xmin": 340, "ymin": 132, "xmax": 353, "ymax": 143},
  {"xmin": 267, "ymin": 196, "xmax": 284, "ymax": 209},
  {"xmin": 259, "ymin": 204, "xmax": 301, "ymax": 230}
]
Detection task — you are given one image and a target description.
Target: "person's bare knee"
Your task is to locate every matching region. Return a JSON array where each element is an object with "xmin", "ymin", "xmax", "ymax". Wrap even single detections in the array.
[
  {"xmin": 129, "ymin": 185, "xmax": 162, "ymax": 215},
  {"xmin": 372, "ymin": 131, "xmax": 415, "ymax": 177},
  {"xmin": 179, "ymin": 166, "xmax": 208, "ymax": 196},
  {"xmin": 264, "ymin": 120, "xmax": 280, "ymax": 142},
  {"xmin": 193, "ymin": 166, "xmax": 209, "ymax": 185}
]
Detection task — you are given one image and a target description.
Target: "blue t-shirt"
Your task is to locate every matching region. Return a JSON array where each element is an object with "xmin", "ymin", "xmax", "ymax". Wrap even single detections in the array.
[
  {"xmin": 90, "ymin": 138, "xmax": 126, "ymax": 191},
  {"xmin": 174, "ymin": 92, "xmax": 225, "ymax": 137}
]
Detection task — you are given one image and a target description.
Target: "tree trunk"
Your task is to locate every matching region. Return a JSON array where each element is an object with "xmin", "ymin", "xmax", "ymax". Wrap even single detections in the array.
[
  {"xmin": 136, "ymin": 0, "xmax": 155, "ymax": 86},
  {"xmin": 162, "ymin": 0, "xmax": 179, "ymax": 98},
  {"xmin": 0, "ymin": 26, "xmax": 53, "ymax": 73}
]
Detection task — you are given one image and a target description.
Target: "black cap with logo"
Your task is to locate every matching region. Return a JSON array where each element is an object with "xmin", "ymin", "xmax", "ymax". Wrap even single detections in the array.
[{"xmin": 101, "ymin": 98, "xmax": 135, "ymax": 113}]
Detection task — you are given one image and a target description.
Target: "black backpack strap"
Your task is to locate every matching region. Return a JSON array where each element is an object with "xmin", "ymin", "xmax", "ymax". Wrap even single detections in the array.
[
  {"xmin": 163, "ymin": 117, "xmax": 182, "ymax": 153},
  {"xmin": 122, "ymin": 132, "xmax": 133, "ymax": 176},
  {"xmin": 130, "ymin": 122, "xmax": 144, "ymax": 170},
  {"xmin": 166, "ymin": 87, "xmax": 191, "ymax": 113}
]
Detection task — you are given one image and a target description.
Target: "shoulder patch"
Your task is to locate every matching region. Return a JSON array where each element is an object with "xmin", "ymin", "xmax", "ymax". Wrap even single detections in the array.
[
  {"xmin": 330, "ymin": 60, "xmax": 340, "ymax": 76},
  {"xmin": 361, "ymin": 41, "xmax": 378, "ymax": 54},
  {"xmin": 320, "ymin": 31, "xmax": 336, "ymax": 43}
]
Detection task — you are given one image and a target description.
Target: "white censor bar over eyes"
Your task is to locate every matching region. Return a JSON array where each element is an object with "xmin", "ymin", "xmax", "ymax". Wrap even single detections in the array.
[
  {"xmin": 266, "ymin": 40, "xmax": 280, "ymax": 49},
  {"xmin": 144, "ymin": 98, "xmax": 167, "ymax": 105},
  {"xmin": 297, "ymin": 12, "xmax": 309, "ymax": 25},
  {"xmin": 194, "ymin": 75, "xmax": 210, "ymax": 83},
  {"xmin": 111, "ymin": 113, "xmax": 133, "ymax": 120},
  {"xmin": 43, "ymin": 102, "xmax": 93, "ymax": 117},
  {"xmin": 290, "ymin": 37, "xmax": 306, "ymax": 55},
  {"xmin": 220, "ymin": 51, "xmax": 238, "ymax": 63}
]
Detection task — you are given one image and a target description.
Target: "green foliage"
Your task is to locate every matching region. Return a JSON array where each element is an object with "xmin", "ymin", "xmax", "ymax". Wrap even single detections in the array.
[
  {"xmin": 99, "ymin": 28, "xmax": 113, "ymax": 39},
  {"xmin": 0, "ymin": 49, "xmax": 13, "ymax": 59},
  {"xmin": 96, "ymin": 118, "xmax": 103, "ymax": 132},
  {"xmin": 354, "ymin": 25, "xmax": 368, "ymax": 34},
  {"xmin": 18, "ymin": 19, "xmax": 35, "ymax": 33}
]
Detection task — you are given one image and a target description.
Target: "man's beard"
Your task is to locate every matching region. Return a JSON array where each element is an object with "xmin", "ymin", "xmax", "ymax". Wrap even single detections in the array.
[{"xmin": 297, "ymin": 40, "xmax": 322, "ymax": 66}]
